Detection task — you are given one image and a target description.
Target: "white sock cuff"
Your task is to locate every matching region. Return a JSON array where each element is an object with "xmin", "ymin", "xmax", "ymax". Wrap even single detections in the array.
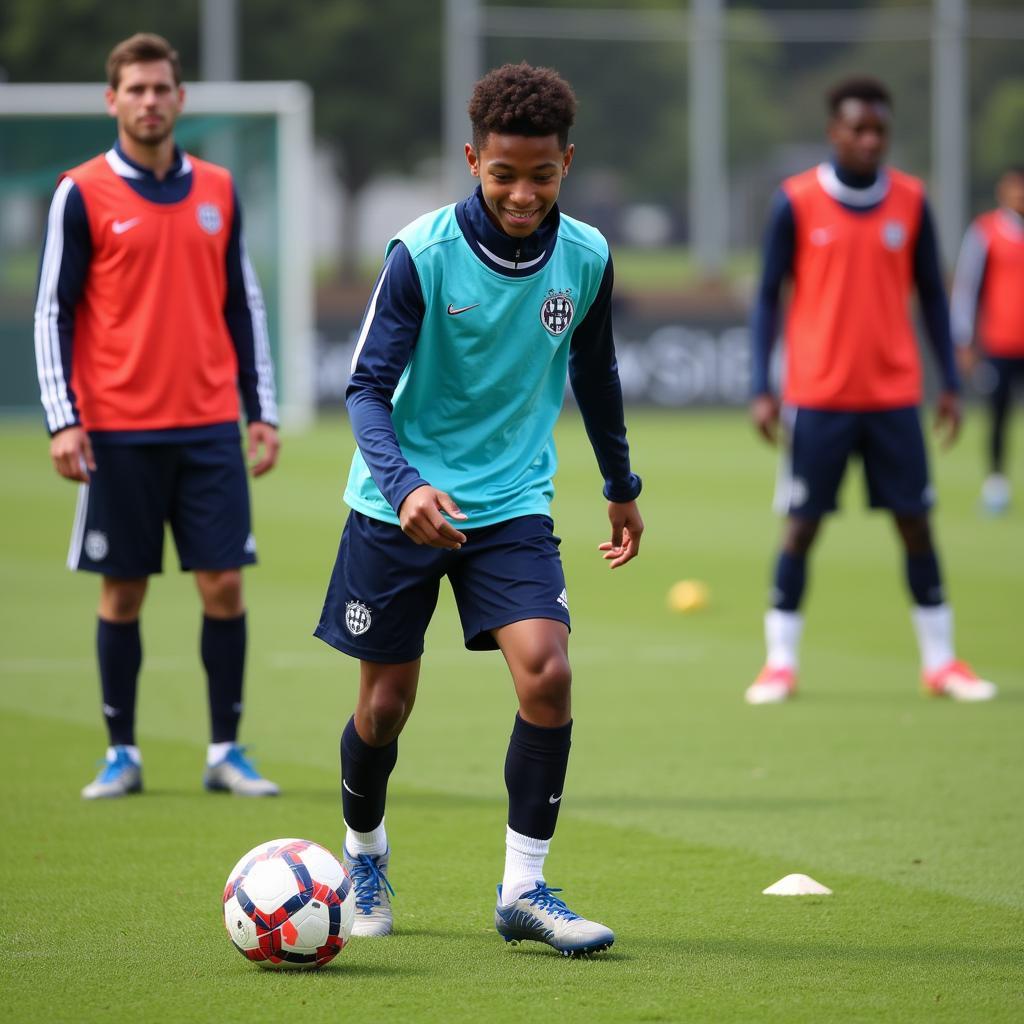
[
  {"xmin": 764, "ymin": 609, "xmax": 804, "ymax": 670},
  {"xmin": 911, "ymin": 603, "xmax": 955, "ymax": 672},
  {"xmin": 345, "ymin": 819, "xmax": 388, "ymax": 858},
  {"xmin": 505, "ymin": 826, "xmax": 551, "ymax": 857},
  {"xmin": 207, "ymin": 741, "xmax": 234, "ymax": 767},
  {"xmin": 109, "ymin": 745, "xmax": 141, "ymax": 765}
]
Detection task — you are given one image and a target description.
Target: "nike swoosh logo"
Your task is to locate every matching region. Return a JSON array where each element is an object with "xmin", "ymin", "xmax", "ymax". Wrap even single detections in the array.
[
  {"xmin": 548, "ymin": 793, "xmax": 562, "ymax": 804},
  {"xmin": 447, "ymin": 303, "xmax": 480, "ymax": 315},
  {"xmin": 342, "ymin": 779, "xmax": 365, "ymax": 798},
  {"xmin": 112, "ymin": 218, "xmax": 141, "ymax": 235}
]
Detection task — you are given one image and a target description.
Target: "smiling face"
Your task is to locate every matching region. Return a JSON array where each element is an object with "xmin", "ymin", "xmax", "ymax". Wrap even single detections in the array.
[
  {"xmin": 466, "ymin": 132, "xmax": 574, "ymax": 238},
  {"xmin": 828, "ymin": 98, "xmax": 891, "ymax": 177},
  {"xmin": 105, "ymin": 59, "xmax": 183, "ymax": 150}
]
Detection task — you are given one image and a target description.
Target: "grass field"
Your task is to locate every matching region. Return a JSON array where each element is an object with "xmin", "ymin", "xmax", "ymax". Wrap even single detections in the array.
[{"xmin": 2, "ymin": 410, "xmax": 1022, "ymax": 1023}]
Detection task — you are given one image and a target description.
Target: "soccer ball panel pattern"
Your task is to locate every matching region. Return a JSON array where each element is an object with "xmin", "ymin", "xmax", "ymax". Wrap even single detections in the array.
[{"xmin": 222, "ymin": 838, "xmax": 354, "ymax": 970}]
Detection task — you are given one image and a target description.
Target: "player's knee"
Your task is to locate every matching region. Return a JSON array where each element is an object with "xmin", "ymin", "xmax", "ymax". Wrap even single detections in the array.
[
  {"xmin": 364, "ymin": 687, "xmax": 411, "ymax": 740},
  {"xmin": 896, "ymin": 516, "xmax": 933, "ymax": 554},
  {"xmin": 784, "ymin": 518, "xmax": 819, "ymax": 556},
  {"xmin": 197, "ymin": 570, "xmax": 244, "ymax": 617},
  {"xmin": 99, "ymin": 577, "xmax": 147, "ymax": 621},
  {"xmin": 518, "ymin": 651, "xmax": 572, "ymax": 713}
]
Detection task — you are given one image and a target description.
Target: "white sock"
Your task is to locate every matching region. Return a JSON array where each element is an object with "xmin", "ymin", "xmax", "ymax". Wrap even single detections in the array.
[
  {"xmin": 912, "ymin": 604, "xmax": 955, "ymax": 673},
  {"xmin": 207, "ymin": 741, "xmax": 235, "ymax": 767},
  {"xmin": 765, "ymin": 609, "xmax": 803, "ymax": 670},
  {"xmin": 345, "ymin": 819, "xmax": 388, "ymax": 858},
  {"xmin": 109, "ymin": 744, "xmax": 141, "ymax": 765},
  {"xmin": 501, "ymin": 826, "xmax": 549, "ymax": 905}
]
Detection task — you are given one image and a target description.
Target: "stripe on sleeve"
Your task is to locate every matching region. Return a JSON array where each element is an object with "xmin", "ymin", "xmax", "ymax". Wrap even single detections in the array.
[
  {"xmin": 34, "ymin": 177, "xmax": 78, "ymax": 432},
  {"xmin": 949, "ymin": 224, "xmax": 988, "ymax": 348},
  {"xmin": 240, "ymin": 235, "xmax": 278, "ymax": 424},
  {"xmin": 350, "ymin": 262, "xmax": 391, "ymax": 375}
]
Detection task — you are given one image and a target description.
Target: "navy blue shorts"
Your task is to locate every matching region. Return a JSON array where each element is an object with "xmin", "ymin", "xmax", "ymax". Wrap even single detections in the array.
[
  {"xmin": 314, "ymin": 511, "xmax": 570, "ymax": 663},
  {"xmin": 774, "ymin": 406, "xmax": 934, "ymax": 518},
  {"xmin": 67, "ymin": 438, "xmax": 255, "ymax": 576}
]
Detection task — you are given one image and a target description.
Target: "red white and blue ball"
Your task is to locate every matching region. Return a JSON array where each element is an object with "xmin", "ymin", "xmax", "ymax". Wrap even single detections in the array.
[{"xmin": 223, "ymin": 838, "xmax": 355, "ymax": 969}]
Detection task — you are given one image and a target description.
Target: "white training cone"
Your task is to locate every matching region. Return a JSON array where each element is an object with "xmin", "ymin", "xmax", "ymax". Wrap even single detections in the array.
[{"xmin": 762, "ymin": 873, "xmax": 832, "ymax": 896}]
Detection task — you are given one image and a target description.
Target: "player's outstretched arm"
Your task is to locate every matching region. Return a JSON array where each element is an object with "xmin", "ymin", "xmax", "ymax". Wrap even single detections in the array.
[
  {"xmin": 750, "ymin": 393, "xmax": 780, "ymax": 444},
  {"xmin": 398, "ymin": 485, "xmax": 468, "ymax": 549},
  {"xmin": 49, "ymin": 426, "xmax": 95, "ymax": 482},
  {"xmin": 247, "ymin": 421, "xmax": 280, "ymax": 477},
  {"xmin": 598, "ymin": 499, "xmax": 644, "ymax": 569}
]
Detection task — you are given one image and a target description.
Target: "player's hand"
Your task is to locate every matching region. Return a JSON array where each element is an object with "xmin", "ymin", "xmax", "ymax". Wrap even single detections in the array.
[
  {"xmin": 398, "ymin": 485, "xmax": 468, "ymax": 549},
  {"xmin": 598, "ymin": 500, "xmax": 644, "ymax": 568},
  {"xmin": 934, "ymin": 391, "xmax": 962, "ymax": 449},
  {"xmin": 750, "ymin": 394, "xmax": 780, "ymax": 444},
  {"xmin": 247, "ymin": 422, "xmax": 280, "ymax": 477},
  {"xmin": 49, "ymin": 426, "xmax": 95, "ymax": 482}
]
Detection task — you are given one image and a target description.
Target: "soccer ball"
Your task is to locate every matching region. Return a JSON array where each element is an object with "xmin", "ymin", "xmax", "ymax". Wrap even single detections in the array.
[{"xmin": 223, "ymin": 838, "xmax": 355, "ymax": 969}]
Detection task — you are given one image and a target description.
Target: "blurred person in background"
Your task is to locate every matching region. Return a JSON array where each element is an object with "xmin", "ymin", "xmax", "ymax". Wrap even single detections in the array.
[
  {"xmin": 745, "ymin": 76, "xmax": 996, "ymax": 706},
  {"xmin": 950, "ymin": 165, "xmax": 1024, "ymax": 515},
  {"xmin": 33, "ymin": 33, "xmax": 281, "ymax": 798}
]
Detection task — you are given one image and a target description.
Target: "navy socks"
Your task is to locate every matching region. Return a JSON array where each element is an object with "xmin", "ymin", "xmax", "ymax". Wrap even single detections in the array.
[
  {"xmin": 202, "ymin": 613, "xmax": 246, "ymax": 743},
  {"xmin": 341, "ymin": 716, "xmax": 398, "ymax": 832},
  {"xmin": 97, "ymin": 617, "xmax": 142, "ymax": 746},
  {"xmin": 504, "ymin": 714, "xmax": 572, "ymax": 841}
]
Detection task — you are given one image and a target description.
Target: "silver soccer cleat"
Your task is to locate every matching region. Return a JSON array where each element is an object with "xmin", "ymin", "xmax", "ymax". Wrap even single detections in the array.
[
  {"xmin": 343, "ymin": 847, "xmax": 395, "ymax": 937},
  {"xmin": 495, "ymin": 881, "xmax": 614, "ymax": 957},
  {"xmin": 81, "ymin": 745, "xmax": 143, "ymax": 800},
  {"xmin": 203, "ymin": 744, "xmax": 280, "ymax": 796}
]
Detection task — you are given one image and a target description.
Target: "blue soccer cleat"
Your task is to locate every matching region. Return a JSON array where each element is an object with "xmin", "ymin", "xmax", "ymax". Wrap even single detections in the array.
[
  {"xmin": 343, "ymin": 847, "xmax": 395, "ymax": 937},
  {"xmin": 203, "ymin": 744, "xmax": 279, "ymax": 796},
  {"xmin": 495, "ymin": 881, "xmax": 614, "ymax": 957},
  {"xmin": 81, "ymin": 745, "xmax": 143, "ymax": 800}
]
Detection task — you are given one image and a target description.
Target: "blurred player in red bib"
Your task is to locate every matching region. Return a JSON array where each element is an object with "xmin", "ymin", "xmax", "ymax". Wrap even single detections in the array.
[
  {"xmin": 746, "ymin": 77, "xmax": 996, "ymax": 705},
  {"xmin": 951, "ymin": 165, "xmax": 1024, "ymax": 515}
]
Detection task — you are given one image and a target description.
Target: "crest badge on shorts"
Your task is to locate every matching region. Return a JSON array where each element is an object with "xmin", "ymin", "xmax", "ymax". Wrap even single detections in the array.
[
  {"xmin": 881, "ymin": 220, "xmax": 906, "ymax": 251},
  {"xmin": 540, "ymin": 289, "xmax": 574, "ymax": 336},
  {"xmin": 197, "ymin": 203, "xmax": 223, "ymax": 235},
  {"xmin": 84, "ymin": 530, "xmax": 109, "ymax": 561},
  {"xmin": 345, "ymin": 600, "xmax": 372, "ymax": 636}
]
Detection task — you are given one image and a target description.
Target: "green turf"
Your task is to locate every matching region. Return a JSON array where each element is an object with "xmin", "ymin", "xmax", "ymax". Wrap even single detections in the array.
[{"xmin": 2, "ymin": 411, "xmax": 1022, "ymax": 1023}]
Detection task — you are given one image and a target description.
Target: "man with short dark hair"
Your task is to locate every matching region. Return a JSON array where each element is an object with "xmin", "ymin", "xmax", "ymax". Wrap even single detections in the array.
[
  {"xmin": 745, "ymin": 76, "xmax": 996, "ymax": 705},
  {"xmin": 34, "ymin": 33, "xmax": 282, "ymax": 798},
  {"xmin": 316, "ymin": 62, "xmax": 642, "ymax": 955},
  {"xmin": 951, "ymin": 165, "xmax": 1024, "ymax": 515}
]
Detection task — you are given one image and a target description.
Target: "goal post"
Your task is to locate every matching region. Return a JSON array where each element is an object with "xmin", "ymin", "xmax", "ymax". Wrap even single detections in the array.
[{"xmin": 0, "ymin": 81, "xmax": 315, "ymax": 428}]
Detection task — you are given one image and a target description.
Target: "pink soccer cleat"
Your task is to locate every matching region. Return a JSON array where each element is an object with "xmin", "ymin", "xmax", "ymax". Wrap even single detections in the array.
[
  {"xmin": 922, "ymin": 660, "xmax": 997, "ymax": 702},
  {"xmin": 745, "ymin": 665, "xmax": 797, "ymax": 705}
]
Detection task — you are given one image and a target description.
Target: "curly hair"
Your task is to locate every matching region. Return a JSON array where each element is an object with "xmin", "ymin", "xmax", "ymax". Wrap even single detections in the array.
[
  {"xmin": 827, "ymin": 76, "xmax": 892, "ymax": 115},
  {"xmin": 468, "ymin": 62, "xmax": 577, "ymax": 151}
]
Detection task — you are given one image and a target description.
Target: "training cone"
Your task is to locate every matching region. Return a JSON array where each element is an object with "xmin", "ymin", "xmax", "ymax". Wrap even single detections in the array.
[
  {"xmin": 667, "ymin": 579, "xmax": 709, "ymax": 613},
  {"xmin": 762, "ymin": 873, "xmax": 832, "ymax": 896}
]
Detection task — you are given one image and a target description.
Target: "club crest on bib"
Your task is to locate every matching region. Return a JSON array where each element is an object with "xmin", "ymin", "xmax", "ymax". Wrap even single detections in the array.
[
  {"xmin": 197, "ymin": 203, "xmax": 224, "ymax": 235},
  {"xmin": 345, "ymin": 600, "xmax": 372, "ymax": 636},
  {"xmin": 540, "ymin": 289, "xmax": 574, "ymax": 336},
  {"xmin": 881, "ymin": 220, "xmax": 906, "ymax": 251}
]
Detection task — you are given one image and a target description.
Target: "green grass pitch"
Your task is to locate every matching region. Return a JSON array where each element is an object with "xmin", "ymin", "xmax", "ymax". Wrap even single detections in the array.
[{"xmin": 2, "ymin": 410, "xmax": 1022, "ymax": 1023}]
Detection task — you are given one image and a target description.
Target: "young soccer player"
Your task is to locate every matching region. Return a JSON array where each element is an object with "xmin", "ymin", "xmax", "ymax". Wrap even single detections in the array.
[
  {"xmin": 34, "ymin": 34, "xmax": 281, "ymax": 797},
  {"xmin": 746, "ymin": 76, "xmax": 997, "ymax": 705},
  {"xmin": 315, "ymin": 62, "xmax": 643, "ymax": 956},
  {"xmin": 951, "ymin": 165, "xmax": 1024, "ymax": 515}
]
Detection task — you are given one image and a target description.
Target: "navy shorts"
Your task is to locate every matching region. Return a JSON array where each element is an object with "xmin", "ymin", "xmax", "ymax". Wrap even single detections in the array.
[
  {"xmin": 774, "ymin": 405, "xmax": 934, "ymax": 518},
  {"xmin": 67, "ymin": 438, "xmax": 255, "ymax": 576},
  {"xmin": 314, "ymin": 511, "xmax": 570, "ymax": 663}
]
